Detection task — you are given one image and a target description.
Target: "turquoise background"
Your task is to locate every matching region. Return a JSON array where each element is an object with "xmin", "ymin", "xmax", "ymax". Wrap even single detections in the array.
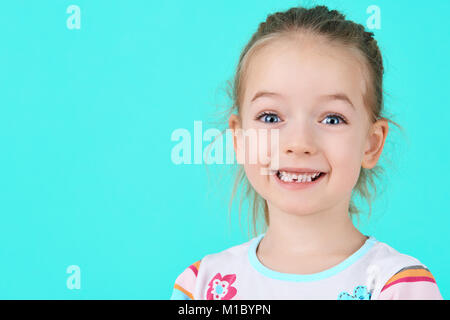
[{"xmin": 0, "ymin": 0, "xmax": 449, "ymax": 299}]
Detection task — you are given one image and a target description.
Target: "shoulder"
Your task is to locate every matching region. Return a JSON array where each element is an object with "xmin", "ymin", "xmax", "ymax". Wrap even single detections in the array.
[
  {"xmin": 367, "ymin": 239, "xmax": 442, "ymax": 300},
  {"xmin": 170, "ymin": 260, "xmax": 201, "ymax": 300},
  {"xmin": 170, "ymin": 237, "xmax": 255, "ymax": 300},
  {"xmin": 377, "ymin": 265, "xmax": 442, "ymax": 299},
  {"xmin": 200, "ymin": 238, "xmax": 254, "ymax": 266},
  {"xmin": 367, "ymin": 240, "xmax": 423, "ymax": 270}
]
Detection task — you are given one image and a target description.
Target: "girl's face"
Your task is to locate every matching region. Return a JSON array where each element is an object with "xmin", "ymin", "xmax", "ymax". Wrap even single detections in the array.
[{"xmin": 230, "ymin": 35, "xmax": 388, "ymax": 216}]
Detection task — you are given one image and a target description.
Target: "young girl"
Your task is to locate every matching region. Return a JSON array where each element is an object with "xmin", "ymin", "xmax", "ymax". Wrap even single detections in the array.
[{"xmin": 170, "ymin": 5, "xmax": 443, "ymax": 300}]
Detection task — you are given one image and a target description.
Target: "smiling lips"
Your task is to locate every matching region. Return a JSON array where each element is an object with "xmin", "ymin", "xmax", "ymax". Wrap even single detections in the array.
[
  {"xmin": 278, "ymin": 171, "xmax": 321, "ymax": 183},
  {"xmin": 269, "ymin": 167, "xmax": 328, "ymax": 186},
  {"xmin": 273, "ymin": 167, "xmax": 326, "ymax": 182},
  {"xmin": 276, "ymin": 167, "xmax": 324, "ymax": 174}
]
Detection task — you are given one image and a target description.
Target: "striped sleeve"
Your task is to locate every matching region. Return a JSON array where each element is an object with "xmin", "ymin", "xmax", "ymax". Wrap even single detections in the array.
[
  {"xmin": 378, "ymin": 265, "xmax": 443, "ymax": 300},
  {"xmin": 170, "ymin": 260, "xmax": 201, "ymax": 300}
]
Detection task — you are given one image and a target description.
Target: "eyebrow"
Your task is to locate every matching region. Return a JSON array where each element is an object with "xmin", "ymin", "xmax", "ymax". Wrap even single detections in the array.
[{"xmin": 250, "ymin": 91, "xmax": 355, "ymax": 110}]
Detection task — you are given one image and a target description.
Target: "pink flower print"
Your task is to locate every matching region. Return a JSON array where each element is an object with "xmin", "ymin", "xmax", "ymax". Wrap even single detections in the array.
[{"xmin": 206, "ymin": 273, "xmax": 237, "ymax": 300}]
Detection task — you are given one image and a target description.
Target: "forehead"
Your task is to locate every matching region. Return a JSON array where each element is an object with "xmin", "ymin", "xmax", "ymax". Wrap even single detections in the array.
[{"xmin": 243, "ymin": 35, "xmax": 369, "ymax": 108}]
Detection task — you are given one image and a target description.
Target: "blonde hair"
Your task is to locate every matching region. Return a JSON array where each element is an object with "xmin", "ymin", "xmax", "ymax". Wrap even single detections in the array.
[{"xmin": 206, "ymin": 5, "xmax": 404, "ymax": 238}]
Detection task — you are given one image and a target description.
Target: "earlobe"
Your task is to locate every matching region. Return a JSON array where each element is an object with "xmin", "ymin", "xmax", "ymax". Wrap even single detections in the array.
[{"xmin": 362, "ymin": 119, "xmax": 389, "ymax": 169}]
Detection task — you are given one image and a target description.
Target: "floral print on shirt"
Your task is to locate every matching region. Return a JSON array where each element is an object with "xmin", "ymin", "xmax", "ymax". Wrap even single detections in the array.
[
  {"xmin": 338, "ymin": 285, "xmax": 372, "ymax": 300},
  {"xmin": 206, "ymin": 273, "xmax": 237, "ymax": 300}
]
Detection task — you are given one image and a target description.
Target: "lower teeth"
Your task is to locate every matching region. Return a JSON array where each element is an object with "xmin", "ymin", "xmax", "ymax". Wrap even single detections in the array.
[{"xmin": 278, "ymin": 172, "xmax": 322, "ymax": 183}]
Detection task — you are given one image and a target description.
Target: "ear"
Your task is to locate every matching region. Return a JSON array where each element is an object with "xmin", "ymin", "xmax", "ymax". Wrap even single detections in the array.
[
  {"xmin": 362, "ymin": 118, "xmax": 389, "ymax": 169},
  {"xmin": 228, "ymin": 114, "xmax": 244, "ymax": 164}
]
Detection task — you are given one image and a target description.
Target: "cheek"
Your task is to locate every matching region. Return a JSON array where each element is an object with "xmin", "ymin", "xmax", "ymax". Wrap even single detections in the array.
[
  {"xmin": 238, "ymin": 126, "xmax": 271, "ymax": 191},
  {"xmin": 237, "ymin": 126, "xmax": 277, "ymax": 168},
  {"xmin": 325, "ymin": 132, "xmax": 365, "ymax": 187},
  {"xmin": 243, "ymin": 162, "xmax": 271, "ymax": 201}
]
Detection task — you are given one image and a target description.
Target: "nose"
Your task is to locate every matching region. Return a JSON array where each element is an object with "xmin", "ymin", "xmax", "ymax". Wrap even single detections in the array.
[{"xmin": 282, "ymin": 122, "xmax": 318, "ymax": 156}]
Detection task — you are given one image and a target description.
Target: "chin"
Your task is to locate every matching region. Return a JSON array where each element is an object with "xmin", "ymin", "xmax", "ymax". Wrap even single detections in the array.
[{"xmin": 274, "ymin": 201, "xmax": 321, "ymax": 217}]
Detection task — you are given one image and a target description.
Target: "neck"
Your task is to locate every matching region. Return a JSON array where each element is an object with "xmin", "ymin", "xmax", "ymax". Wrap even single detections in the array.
[{"xmin": 260, "ymin": 198, "xmax": 367, "ymax": 256}]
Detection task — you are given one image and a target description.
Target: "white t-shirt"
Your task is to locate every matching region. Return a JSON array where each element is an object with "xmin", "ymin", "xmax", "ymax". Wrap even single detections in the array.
[{"xmin": 170, "ymin": 234, "xmax": 442, "ymax": 300}]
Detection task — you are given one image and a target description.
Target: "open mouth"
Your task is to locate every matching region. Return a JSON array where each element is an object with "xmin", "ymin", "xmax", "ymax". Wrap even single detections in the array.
[{"xmin": 275, "ymin": 170, "xmax": 327, "ymax": 183}]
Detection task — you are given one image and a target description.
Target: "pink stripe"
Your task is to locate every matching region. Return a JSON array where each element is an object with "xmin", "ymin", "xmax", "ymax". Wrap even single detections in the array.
[
  {"xmin": 378, "ymin": 281, "xmax": 443, "ymax": 300},
  {"xmin": 189, "ymin": 264, "xmax": 198, "ymax": 277},
  {"xmin": 381, "ymin": 276, "xmax": 436, "ymax": 292}
]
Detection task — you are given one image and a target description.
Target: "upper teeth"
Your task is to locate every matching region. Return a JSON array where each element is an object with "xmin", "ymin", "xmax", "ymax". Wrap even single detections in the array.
[{"xmin": 278, "ymin": 171, "xmax": 321, "ymax": 182}]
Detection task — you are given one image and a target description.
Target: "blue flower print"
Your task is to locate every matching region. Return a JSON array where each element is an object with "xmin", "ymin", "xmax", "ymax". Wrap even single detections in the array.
[{"xmin": 338, "ymin": 286, "xmax": 371, "ymax": 300}]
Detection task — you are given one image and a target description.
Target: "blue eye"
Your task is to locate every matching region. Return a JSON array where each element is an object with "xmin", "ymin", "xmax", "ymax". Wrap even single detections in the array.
[
  {"xmin": 322, "ymin": 114, "xmax": 347, "ymax": 125},
  {"xmin": 255, "ymin": 112, "xmax": 347, "ymax": 125},
  {"xmin": 256, "ymin": 112, "xmax": 281, "ymax": 124}
]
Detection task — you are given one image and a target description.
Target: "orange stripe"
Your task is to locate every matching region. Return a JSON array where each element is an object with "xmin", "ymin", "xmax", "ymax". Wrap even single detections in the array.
[
  {"xmin": 174, "ymin": 284, "xmax": 194, "ymax": 300},
  {"xmin": 193, "ymin": 260, "xmax": 201, "ymax": 270},
  {"xmin": 381, "ymin": 276, "xmax": 436, "ymax": 292},
  {"xmin": 384, "ymin": 268, "xmax": 434, "ymax": 287}
]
